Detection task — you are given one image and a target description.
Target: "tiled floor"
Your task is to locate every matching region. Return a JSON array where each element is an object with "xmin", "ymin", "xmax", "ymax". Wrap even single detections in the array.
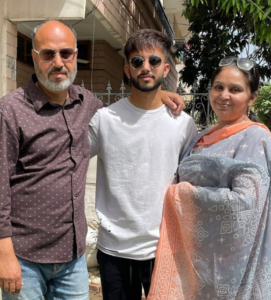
[{"xmin": 1, "ymin": 285, "xmax": 148, "ymax": 299}]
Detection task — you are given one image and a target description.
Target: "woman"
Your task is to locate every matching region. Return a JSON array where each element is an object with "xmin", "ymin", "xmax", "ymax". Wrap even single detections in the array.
[{"xmin": 148, "ymin": 57, "xmax": 271, "ymax": 300}]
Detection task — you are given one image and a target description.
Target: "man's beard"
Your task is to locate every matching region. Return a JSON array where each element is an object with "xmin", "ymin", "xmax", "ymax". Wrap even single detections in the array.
[
  {"xmin": 34, "ymin": 63, "xmax": 77, "ymax": 91},
  {"xmin": 130, "ymin": 72, "xmax": 164, "ymax": 92}
]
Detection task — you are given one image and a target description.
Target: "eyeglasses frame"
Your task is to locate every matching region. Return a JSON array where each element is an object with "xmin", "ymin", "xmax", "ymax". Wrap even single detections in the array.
[
  {"xmin": 219, "ymin": 57, "xmax": 255, "ymax": 71},
  {"xmin": 33, "ymin": 47, "xmax": 78, "ymax": 63},
  {"xmin": 128, "ymin": 55, "xmax": 163, "ymax": 69}
]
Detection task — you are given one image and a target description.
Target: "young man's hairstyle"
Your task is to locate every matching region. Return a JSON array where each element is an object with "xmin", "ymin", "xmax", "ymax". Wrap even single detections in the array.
[{"xmin": 124, "ymin": 29, "xmax": 172, "ymax": 62}]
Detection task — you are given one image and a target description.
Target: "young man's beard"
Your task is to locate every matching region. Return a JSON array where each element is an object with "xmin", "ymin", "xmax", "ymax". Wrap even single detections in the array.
[{"xmin": 130, "ymin": 73, "xmax": 164, "ymax": 92}]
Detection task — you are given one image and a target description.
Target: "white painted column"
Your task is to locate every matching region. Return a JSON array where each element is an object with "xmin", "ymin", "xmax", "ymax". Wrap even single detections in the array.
[
  {"xmin": 85, "ymin": 156, "xmax": 98, "ymax": 223},
  {"xmin": 0, "ymin": 0, "xmax": 8, "ymax": 98},
  {"xmin": 0, "ymin": 3, "xmax": 15, "ymax": 297},
  {"xmin": 0, "ymin": 0, "xmax": 17, "ymax": 98},
  {"xmin": 0, "ymin": 6, "xmax": 16, "ymax": 299}
]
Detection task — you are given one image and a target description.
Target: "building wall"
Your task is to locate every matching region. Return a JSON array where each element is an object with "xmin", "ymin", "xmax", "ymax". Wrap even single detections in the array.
[
  {"xmin": 6, "ymin": 22, "xmax": 17, "ymax": 95},
  {"xmin": 13, "ymin": 1, "xmax": 177, "ymax": 94},
  {"xmin": 0, "ymin": 16, "xmax": 17, "ymax": 97},
  {"xmin": 3, "ymin": 1, "xmax": 178, "ymax": 95},
  {"xmin": 17, "ymin": 61, "xmax": 34, "ymax": 88},
  {"xmin": 91, "ymin": 0, "xmax": 166, "ymax": 45},
  {"xmin": 168, "ymin": 14, "xmax": 183, "ymax": 39},
  {"xmin": 0, "ymin": 1, "xmax": 7, "ymax": 98},
  {"xmin": 16, "ymin": 40, "xmax": 125, "ymax": 94},
  {"xmin": 74, "ymin": 40, "xmax": 126, "ymax": 93},
  {"xmin": 167, "ymin": 55, "xmax": 179, "ymax": 92},
  {"xmin": 88, "ymin": 0, "xmax": 178, "ymax": 89}
]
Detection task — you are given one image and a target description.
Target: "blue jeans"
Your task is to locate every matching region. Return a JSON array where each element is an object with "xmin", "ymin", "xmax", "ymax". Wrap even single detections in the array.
[{"xmin": 2, "ymin": 254, "xmax": 89, "ymax": 300}]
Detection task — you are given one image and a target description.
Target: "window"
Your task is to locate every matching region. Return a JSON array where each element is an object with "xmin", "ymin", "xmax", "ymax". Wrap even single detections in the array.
[
  {"xmin": 17, "ymin": 33, "xmax": 91, "ymax": 70},
  {"xmin": 17, "ymin": 32, "xmax": 33, "ymax": 67},
  {"xmin": 77, "ymin": 41, "xmax": 91, "ymax": 70}
]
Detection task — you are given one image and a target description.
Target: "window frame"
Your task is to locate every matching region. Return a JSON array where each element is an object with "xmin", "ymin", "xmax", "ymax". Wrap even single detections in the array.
[{"xmin": 17, "ymin": 32, "xmax": 34, "ymax": 67}]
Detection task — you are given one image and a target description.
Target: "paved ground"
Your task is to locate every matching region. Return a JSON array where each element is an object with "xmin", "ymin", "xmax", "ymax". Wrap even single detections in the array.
[
  {"xmin": 90, "ymin": 288, "xmax": 147, "ymax": 300},
  {"xmin": 0, "ymin": 287, "xmax": 103, "ymax": 300},
  {"xmin": 90, "ymin": 288, "xmax": 102, "ymax": 299},
  {"xmin": 1, "ymin": 285, "xmax": 146, "ymax": 299}
]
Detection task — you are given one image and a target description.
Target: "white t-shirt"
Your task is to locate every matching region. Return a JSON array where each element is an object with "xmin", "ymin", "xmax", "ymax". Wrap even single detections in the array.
[{"xmin": 89, "ymin": 98, "xmax": 197, "ymax": 260}]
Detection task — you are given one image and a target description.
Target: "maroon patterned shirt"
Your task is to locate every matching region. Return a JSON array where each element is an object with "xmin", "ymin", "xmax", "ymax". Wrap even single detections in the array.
[{"xmin": 0, "ymin": 74, "xmax": 103, "ymax": 263}]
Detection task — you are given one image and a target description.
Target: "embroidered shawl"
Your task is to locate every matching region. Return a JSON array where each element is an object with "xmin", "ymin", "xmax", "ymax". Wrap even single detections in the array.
[{"xmin": 148, "ymin": 123, "xmax": 271, "ymax": 300}]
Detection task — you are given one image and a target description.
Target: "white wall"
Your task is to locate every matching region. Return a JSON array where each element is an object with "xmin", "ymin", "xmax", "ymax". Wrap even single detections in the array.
[
  {"xmin": 85, "ymin": 156, "xmax": 98, "ymax": 223},
  {"xmin": 7, "ymin": 0, "xmax": 86, "ymax": 21},
  {"xmin": 0, "ymin": 0, "xmax": 7, "ymax": 97}
]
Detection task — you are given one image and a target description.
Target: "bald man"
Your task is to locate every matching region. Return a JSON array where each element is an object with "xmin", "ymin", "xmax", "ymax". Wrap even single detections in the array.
[{"xmin": 0, "ymin": 20, "xmax": 103, "ymax": 300}]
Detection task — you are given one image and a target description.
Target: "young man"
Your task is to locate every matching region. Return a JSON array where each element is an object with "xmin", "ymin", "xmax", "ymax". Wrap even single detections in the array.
[
  {"xmin": 89, "ymin": 29, "xmax": 198, "ymax": 300},
  {"xmin": 0, "ymin": 20, "xmax": 185, "ymax": 300}
]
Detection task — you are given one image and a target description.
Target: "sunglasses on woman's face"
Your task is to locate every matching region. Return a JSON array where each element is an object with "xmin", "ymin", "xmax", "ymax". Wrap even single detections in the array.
[
  {"xmin": 129, "ymin": 55, "xmax": 163, "ymax": 69},
  {"xmin": 33, "ymin": 47, "xmax": 78, "ymax": 63},
  {"xmin": 219, "ymin": 57, "xmax": 255, "ymax": 71}
]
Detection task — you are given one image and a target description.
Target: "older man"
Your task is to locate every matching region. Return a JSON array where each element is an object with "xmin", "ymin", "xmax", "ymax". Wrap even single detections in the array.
[{"xmin": 0, "ymin": 20, "xmax": 103, "ymax": 300}]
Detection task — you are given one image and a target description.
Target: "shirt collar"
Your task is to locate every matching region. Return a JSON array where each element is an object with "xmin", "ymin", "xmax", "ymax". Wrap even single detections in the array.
[{"xmin": 26, "ymin": 74, "xmax": 84, "ymax": 111}]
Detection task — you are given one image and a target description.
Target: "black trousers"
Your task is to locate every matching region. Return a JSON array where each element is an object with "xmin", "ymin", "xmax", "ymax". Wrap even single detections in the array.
[{"xmin": 97, "ymin": 249, "xmax": 155, "ymax": 300}]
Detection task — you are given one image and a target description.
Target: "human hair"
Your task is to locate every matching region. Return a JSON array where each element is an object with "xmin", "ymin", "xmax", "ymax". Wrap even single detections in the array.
[
  {"xmin": 32, "ymin": 19, "xmax": 77, "ymax": 49},
  {"xmin": 211, "ymin": 62, "xmax": 259, "ymax": 121},
  {"xmin": 124, "ymin": 29, "xmax": 172, "ymax": 62}
]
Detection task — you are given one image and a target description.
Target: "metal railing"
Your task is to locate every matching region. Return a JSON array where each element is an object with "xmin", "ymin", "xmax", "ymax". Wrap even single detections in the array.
[
  {"xmin": 92, "ymin": 81, "xmax": 130, "ymax": 105},
  {"xmin": 180, "ymin": 93, "xmax": 211, "ymax": 130},
  {"xmin": 86, "ymin": 80, "xmax": 212, "ymax": 130}
]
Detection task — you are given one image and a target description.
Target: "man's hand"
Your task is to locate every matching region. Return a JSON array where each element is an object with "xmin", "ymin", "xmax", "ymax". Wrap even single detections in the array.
[
  {"xmin": 0, "ymin": 238, "xmax": 23, "ymax": 294},
  {"xmin": 161, "ymin": 91, "xmax": 186, "ymax": 114}
]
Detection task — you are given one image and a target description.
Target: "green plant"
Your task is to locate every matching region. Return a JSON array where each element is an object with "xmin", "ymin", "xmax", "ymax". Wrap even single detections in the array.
[
  {"xmin": 179, "ymin": 0, "xmax": 271, "ymax": 126},
  {"xmin": 253, "ymin": 83, "xmax": 271, "ymax": 129}
]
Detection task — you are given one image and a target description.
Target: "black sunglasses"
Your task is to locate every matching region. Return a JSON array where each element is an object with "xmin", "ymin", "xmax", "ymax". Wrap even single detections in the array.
[
  {"xmin": 129, "ymin": 55, "xmax": 163, "ymax": 69},
  {"xmin": 219, "ymin": 57, "xmax": 255, "ymax": 71},
  {"xmin": 33, "ymin": 47, "xmax": 78, "ymax": 63}
]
